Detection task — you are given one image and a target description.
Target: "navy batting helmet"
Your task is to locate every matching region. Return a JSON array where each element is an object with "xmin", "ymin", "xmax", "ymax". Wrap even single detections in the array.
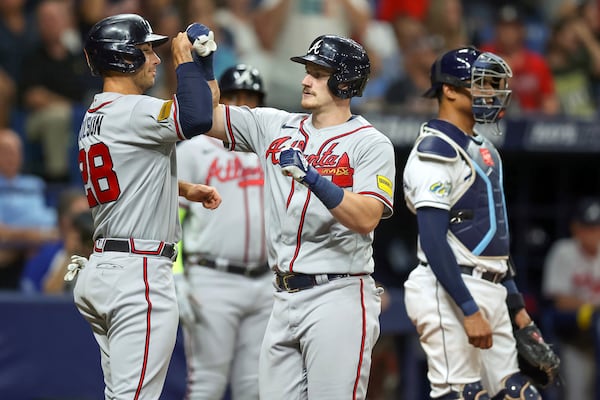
[
  {"xmin": 424, "ymin": 46, "xmax": 513, "ymax": 124},
  {"xmin": 218, "ymin": 64, "xmax": 266, "ymax": 103},
  {"xmin": 290, "ymin": 35, "xmax": 370, "ymax": 99},
  {"xmin": 84, "ymin": 13, "xmax": 168, "ymax": 76},
  {"xmin": 423, "ymin": 47, "xmax": 481, "ymax": 98}
]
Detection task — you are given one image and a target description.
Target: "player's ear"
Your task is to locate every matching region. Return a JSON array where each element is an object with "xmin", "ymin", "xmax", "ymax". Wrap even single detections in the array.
[{"xmin": 442, "ymin": 84, "xmax": 463, "ymax": 101}]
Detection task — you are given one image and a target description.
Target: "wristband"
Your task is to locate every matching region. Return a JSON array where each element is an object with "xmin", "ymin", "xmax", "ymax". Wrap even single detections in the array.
[
  {"xmin": 193, "ymin": 52, "xmax": 215, "ymax": 81},
  {"xmin": 461, "ymin": 299, "xmax": 479, "ymax": 316},
  {"xmin": 506, "ymin": 292, "xmax": 525, "ymax": 312},
  {"xmin": 304, "ymin": 167, "xmax": 344, "ymax": 209}
]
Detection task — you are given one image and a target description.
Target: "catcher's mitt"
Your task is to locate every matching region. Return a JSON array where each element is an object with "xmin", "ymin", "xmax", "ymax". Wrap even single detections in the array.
[{"xmin": 514, "ymin": 322, "xmax": 561, "ymax": 388}]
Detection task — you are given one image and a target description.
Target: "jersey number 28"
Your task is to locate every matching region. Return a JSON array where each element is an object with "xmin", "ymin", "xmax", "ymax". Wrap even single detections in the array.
[{"xmin": 79, "ymin": 143, "xmax": 121, "ymax": 207}]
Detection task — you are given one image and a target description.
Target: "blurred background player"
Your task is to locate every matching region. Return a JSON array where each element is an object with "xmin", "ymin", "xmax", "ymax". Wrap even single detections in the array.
[
  {"xmin": 174, "ymin": 63, "xmax": 271, "ymax": 400},
  {"xmin": 542, "ymin": 196, "xmax": 600, "ymax": 400},
  {"xmin": 402, "ymin": 46, "xmax": 551, "ymax": 399}
]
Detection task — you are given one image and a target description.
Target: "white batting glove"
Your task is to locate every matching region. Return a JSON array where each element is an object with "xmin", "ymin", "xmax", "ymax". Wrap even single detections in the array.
[
  {"xmin": 186, "ymin": 23, "xmax": 217, "ymax": 57},
  {"xmin": 173, "ymin": 274, "xmax": 201, "ymax": 327},
  {"xmin": 64, "ymin": 254, "xmax": 88, "ymax": 282}
]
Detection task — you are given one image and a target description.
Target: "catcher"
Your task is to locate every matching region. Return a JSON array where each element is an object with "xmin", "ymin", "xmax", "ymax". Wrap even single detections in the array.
[{"xmin": 402, "ymin": 46, "xmax": 560, "ymax": 399}]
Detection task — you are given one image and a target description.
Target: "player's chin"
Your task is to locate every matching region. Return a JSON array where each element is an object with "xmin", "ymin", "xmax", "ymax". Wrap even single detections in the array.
[{"xmin": 300, "ymin": 97, "xmax": 316, "ymax": 110}]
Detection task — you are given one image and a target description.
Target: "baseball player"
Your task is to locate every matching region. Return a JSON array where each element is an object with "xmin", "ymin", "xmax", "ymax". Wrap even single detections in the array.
[
  {"xmin": 187, "ymin": 27, "xmax": 396, "ymax": 399},
  {"xmin": 173, "ymin": 64, "xmax": 272, "ymax": 400},
  {"xmin": 402, "ymin": 46, "xmax": 546, "ymax": 399},
  {"xmin": 69, "ymin": 15, "xmax": 221, "ymax": 399}
]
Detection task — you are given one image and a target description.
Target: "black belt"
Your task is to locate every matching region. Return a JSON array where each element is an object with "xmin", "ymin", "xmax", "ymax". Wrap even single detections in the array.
[
  {"xmin": 420, "ymin": 262, "xmax": 504, "ymax": 284},
  {"xmin": 97, "ymin": 239, "xmax": 177, "ymax": 260},
  {"xmin": 274, "ymin": 272, "xmax": 356, "ymax": 293},
  {"xmin": 194, "ymin": 258, "xmax": 270, "ymax": 278}
]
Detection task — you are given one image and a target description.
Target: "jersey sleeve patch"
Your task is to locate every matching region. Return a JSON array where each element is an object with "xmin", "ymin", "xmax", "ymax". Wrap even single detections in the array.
[
  {"xmin": 429, "ymin": 181, "xmax": 452, "ymax": 197},
  {"xmin": 377, "ymin": 175, "xmax": 393, "ymax": 197},
  {"xmin": 157, "ymin": 100, "xmax": 173, "ymax": 121},
  {"xmin": 416, "ymin": 136, "xmax": 458, "ymax": 162}
]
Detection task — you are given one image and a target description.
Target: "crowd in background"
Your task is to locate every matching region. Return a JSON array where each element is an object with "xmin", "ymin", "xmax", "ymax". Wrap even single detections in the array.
[
  {"xmin": 0, "ymin": 0, "xmax": 599, "ymax": 182},
  {"xmin": 1, "ymin": 0, "xmax": 599, "ymax": 398}
]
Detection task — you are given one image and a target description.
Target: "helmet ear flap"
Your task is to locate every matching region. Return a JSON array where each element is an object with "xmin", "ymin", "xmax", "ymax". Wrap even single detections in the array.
[{"xmin": 328, "ymin": 75, "xmax": 368, "ymax": 99}]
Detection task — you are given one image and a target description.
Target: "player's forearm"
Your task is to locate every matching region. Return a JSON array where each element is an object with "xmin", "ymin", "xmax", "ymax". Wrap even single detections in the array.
[
  {"xmin": 175, "ymin": 63, "xmax": 213, "ymax": 137},
  {"xmin": 209, "ymin": 80, "xmax": 220, "ymax": 109},
  {"xmin": 417, "ymin": 207, "xmax": 479, "ymax": 316},
  {"xmin": 329, "ymin": 192, "xmax": 383, "ymax": 234},
  {"xmin": 178, "ymin": 180, "xmax": 193, "ymax": 198},
  {"xmin": 203, "ymin": 103, "xmax": 227, "ymax": 142}
]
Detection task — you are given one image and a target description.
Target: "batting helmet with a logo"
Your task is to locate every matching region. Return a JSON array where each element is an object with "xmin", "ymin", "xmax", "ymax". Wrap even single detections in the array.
[
  {"xmin": 291, "ymin": 35, "xmax": 370, "ymax": 99},
  {"xmin": 218, "ymin": 64, "xmax": 266, "ymax": 104},
  {"xmin": 84, "ymin": 13, "xmax": 168, "ymax": 76}
]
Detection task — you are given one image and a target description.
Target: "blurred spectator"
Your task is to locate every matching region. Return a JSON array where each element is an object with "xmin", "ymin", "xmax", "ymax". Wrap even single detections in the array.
[
  {"xmin": 20, "ymin": 187, "xmax": 89, "ymax": 293},
  {"xmin": 546, "ymin": 13, "xmax": 600, "ymax": 118},
  {"xmin": 254, "ymin": 0, "xmax": 372, "ymax": 110},
  {"xmin": 147, "ymin": 5, "xmax": 181, "ymax": 99},
  {"xmin": 375, "ymin": 0, "xmax": 429, "ymax": 51},
  {"xmin": 19, "ymin": 0, "xmax": 101, "ymax": 182},
  {"xmin": 542, "ymin": 197, "xmax": 600, "ymax": 400},
  {"xmin": 382, "ymin": 28, "xmax": 438, "ymax": 115},
  {"xmin": 0, "ymin": 0, "xmax": 38, "ymax": 128},
  {"xmin": 0, "ymin": 128, "xmax": 58, "ymax": 290},
  {"xmin": 76, "ymin": 0, "xmax": 141, "ymax": 40},
  {"xmin": 480, "ymin": 4, "xmax": 560, "ymax": 116},
  {"xmin": 184, "ymin": 0, "xmax": 238, "ymax": 80},
  {"xmin": 214, "ymin": 0, "xmax": 273, "ymax": 80},
  {"xmin": 576, "ymin": 0, "xmax": 600, "ymax": 106},
  {"xmin": 426, "ymin": 0, "xmax": 469, "ymax": 52},
  {"xmin": 43, "ymin": 209, "xmax": 94, "ymax": 294}
]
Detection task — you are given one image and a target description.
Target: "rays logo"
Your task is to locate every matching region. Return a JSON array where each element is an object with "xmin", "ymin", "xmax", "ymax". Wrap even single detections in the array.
[
  {"xmin": 307, "ymin": 39, "xmax": 323, "ymax": 55},
  {"xmin": 429, "ymin": 181, "xmax": 452, "ymax": 197}
]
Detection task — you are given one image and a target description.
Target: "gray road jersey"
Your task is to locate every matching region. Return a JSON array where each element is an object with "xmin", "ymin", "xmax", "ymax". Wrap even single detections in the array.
[
  {"xmin": 177, "ymin": 135, "xmax": 266, "ymax": 264},
  {"xmin": 223, "ymin": 105, "xmax": 396, "ymax": 275},
  {"xmin": 77, "ymin": 92, "xmax": 183, "ymax": 242}
]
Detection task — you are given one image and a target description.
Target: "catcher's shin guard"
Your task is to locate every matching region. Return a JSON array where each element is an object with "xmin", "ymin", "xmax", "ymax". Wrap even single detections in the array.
[{"xmin": 494, "ymin": 373, "xmax": 541, "ymax": 400}]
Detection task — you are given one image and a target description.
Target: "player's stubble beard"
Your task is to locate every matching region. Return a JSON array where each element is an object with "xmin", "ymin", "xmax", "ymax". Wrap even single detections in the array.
[{"xmin": 132, "ymin": 68, "xmax": 156, "ymax": 94}]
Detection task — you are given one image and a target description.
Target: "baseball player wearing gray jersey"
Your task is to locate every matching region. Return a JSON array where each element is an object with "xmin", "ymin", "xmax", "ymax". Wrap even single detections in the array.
[
  {"xmin": 402, "ymin": 46, "xmax": 549, "ymax": 399},
  {"xmin": 173, "ymin": 64, "xmax": 271, "ymax": 400},
  {"xmin": 69, "ymin": 16, "xmax": 221, "ymax": 399},
  {"xmin": 187, "ymin": 27, "xmax": 396, "ymax": 399}
]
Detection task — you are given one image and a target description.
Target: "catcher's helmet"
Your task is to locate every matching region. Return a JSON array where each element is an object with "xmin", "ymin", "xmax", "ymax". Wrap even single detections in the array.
[
  {"xmin": 424, "ymin": 46, "xmax": 513, "ymax": 124},
  {"xmin": 290, "ymin": 34, "xmax": 370, "ymax": 99},
  {"xmin": 84, "ymin": 13, "xmax": 168, "ymax": 76},
  {"xmin": 218, "ymin": 64, "xmax": 266, "ymax": 104}
]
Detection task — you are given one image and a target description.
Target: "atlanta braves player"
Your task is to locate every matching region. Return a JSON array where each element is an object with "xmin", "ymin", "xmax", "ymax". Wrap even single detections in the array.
[
  {"xmin": 187, "ymin": 28, "xmax": 396, "ymax": 399},
  {"xmin": 69, "ymin": 15, "xmax": 221, "ymax": 399},
  {"xmin": 402, "ymin": 46, "xmax": 548, "ymax": 399},
  {"xmin": 173, "ymin": 64, "xmax": 271, "ymax": 400}
]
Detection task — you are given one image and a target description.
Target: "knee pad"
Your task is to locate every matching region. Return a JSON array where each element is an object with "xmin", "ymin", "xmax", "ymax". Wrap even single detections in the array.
[
  {"xmin": 435, "ymin": 381, "xmax": 490, "ymax": 400},
  {"xmin": 502, "ymin": 373, "xmax": 541, "ymax": 400}
]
